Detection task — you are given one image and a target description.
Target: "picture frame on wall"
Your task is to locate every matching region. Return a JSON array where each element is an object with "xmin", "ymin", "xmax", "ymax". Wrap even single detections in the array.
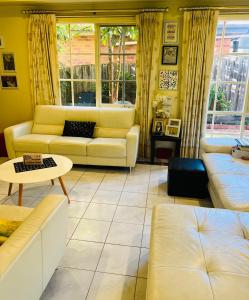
[
  {"xmin": 162, "ymin": 46, "xmax": 178, "ymax": 65},
  {"xmin": 1, "ymin": 75, "xmax": 18, "ymax": 89},
  {"xmin": 2, "ymin": 53, "xmax": 16, "ymax": 72},
  {"xmin": 0, "ymin": 36, "xmax": 4, "ymax": 49},
  {"xmin": 159, "ymin": 70, "xmax": 178, "ymax": 91},
  {"xmin": 163, "ymin": 21, "xmax": 178, "ymax": 44},
  {"xmin": 152, "ymin": 118, "xmax": 165, "ymax": 135}
]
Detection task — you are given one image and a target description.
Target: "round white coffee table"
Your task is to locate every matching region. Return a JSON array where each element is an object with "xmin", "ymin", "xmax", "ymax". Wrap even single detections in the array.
[{"xmin": 0, "ymin": 154, "xmax": 73, "ymax": 206}]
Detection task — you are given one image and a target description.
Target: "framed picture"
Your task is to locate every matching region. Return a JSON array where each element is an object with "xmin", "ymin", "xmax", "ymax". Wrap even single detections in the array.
[
  {"xmin": 163, "ymin": 21, "xmax": 178, "ymax": 44},
  {"xmin": 152, "ymin": 118, "xmax": 165, "ymax": 135},
  {"xmin": 165, "ymin": 119, "xmax": 181, "ymax": 137},
  {"xmin": 2, "ymin": 53, "xmax": 16, "ymax": 71},
  {"xmin": 0, "ymin": 36, "xmax": 4, "ymax": 49},
  {"xmin": 159, "ymin": 70, "xmax": 178, "ymax": 90},
  {"xmin": 162, "ymin": 46, "xmax": 178, "ymax": 65},
  {"xmin": 1, "ymin": 75, "xmax": 18, "ymax": 88}
]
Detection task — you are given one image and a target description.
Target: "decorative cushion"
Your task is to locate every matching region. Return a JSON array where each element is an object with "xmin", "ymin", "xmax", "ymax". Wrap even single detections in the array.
[
  {"xmin": 62, "ymin": 120, "xmax": 96, "ymax": 138},
  {"xmin": 0, "ymin": 219, "xmax": 21, "ymax": 237}
]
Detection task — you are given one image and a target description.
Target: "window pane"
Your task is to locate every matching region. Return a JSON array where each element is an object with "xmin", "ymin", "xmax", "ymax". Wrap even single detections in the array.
[
  {"xmin": 58, "ymin": 54, "xmax": 71, "ymax": 79},
  {"xmin": 211, "ymin": 56, "xmax": 219, "ymax": 81},
  {"xmin": 221, "ymin": 56, "xmax": 249, "ymax": 82},
  {"xmin": 208, "ymin": 83, "xmax": 216, "ymax": 111},
  {"xmin": 206, "ymin": 114, "xmax": 213, "ymax": 133},
  {"xmin": 101, "ymin": 55, "xmax": 124, "ymax": 80},
  {"xmin": 101, "ymin": 81, "xmax": 123, "ymax": 104},
  {"xmin": 213, "ymin": 115, "xmax": 241, "ymax": 135},
  {"xmin": 70, "ymin": 24, "xmax": 95, "ymax": 54},
  {"xmin": 56, "ymin": 24, "xmax": 70, "ymax": 54},
  {"xmin": 244, "ymin": 116, "xmax": 249, "ymax": 136},
  {"xmin": 73, "ymin": 82, "xmax": 96, "ymax": 106},
  {"xmin": 215, "ymin": 84, "xmax": 245, "ymax": 112},
  {"xmin": 125, "ymin": 81, "xmax": 136, "ymax": 105},
  {"xmin": 60, "ymin": 81, "xmax": 72, "ymax": 106},
  {"xmin": 214, "ymin": 22, "xmax": 223, "ymax": 55},
  {"xmin": 223, "ymin": 21, "xmax": 249, "ymax": 54},
  {"xmin": 122, "ymin": 26, "xmax": 138, "ymax": 54},
  {"xmin": 124, "ymin": 56, "xmax": 136, "ymax": 80},
  {"xmin": 72, "ymin": 54, "xmax": 95, "ymax": 79}
]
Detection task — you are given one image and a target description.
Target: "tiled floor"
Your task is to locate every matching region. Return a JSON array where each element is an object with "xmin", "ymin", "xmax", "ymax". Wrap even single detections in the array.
[{"xmin": 0, "ymin": 162, "xmax": 212, "ymax": 300}]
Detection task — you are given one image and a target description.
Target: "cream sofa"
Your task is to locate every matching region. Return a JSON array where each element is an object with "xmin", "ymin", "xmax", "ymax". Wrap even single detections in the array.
[
  {"xmin": 147, "ymin": 204, "xmax": 249, "ymax": 300},
  {"xmin": 4, "ymin": 105, "xmax": 140, "ymax": 169},
  {"xmin": 0, "ymin": 195, "xmax": 67, "ymax": 300},
  {"xmin": 201, "ymin": 137, "xmax": 249, "ymax": 211}
]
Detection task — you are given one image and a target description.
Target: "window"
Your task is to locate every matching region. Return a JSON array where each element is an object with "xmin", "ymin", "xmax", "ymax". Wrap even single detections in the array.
[
  {"xmin": 206, "ymin": 20, "xmax": 249, "ymax": 137},
  {"xmin": 56, "ymin": 22, "xmax": 137, "ymax": 107}
]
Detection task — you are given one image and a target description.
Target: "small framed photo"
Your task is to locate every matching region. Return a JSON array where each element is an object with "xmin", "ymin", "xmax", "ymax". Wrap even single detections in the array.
[
  {"xmin": 1, "ymin": 75, "xmax": 18, "ymax": 89},
  {"xmin": 165, "ymin": 119, "xmax": 181, "ymax": 137},
  {"xmin": 163, "ymin": 21, "xmax": 178, "ymax": 44},
  {"xmin": 2, "ymin": 53, "xmax": 16, "ymax": 71},
  {"xmin": 152, "ymin": 118, "xmax": 165, "ymax": 135},
  {"xmin": 162, "ymin": 46, "xmax": 178, "ymax": 65},
  {"xmin": 0, "ymin": 36, "xmax": 4, "ymax": 49}
]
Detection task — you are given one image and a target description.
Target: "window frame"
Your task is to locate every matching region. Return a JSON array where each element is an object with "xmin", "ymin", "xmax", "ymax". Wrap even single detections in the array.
[
  {"xmin": 56, "ymin": 17, "xmax": 137, "ymax": 108},
  {"xmin": 206, "ymin": 15, "xmax": 249, "ymax": 137}
]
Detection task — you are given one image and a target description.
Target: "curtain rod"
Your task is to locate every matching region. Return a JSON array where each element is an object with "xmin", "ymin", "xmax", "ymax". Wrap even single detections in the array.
[
  {"xmin": 179, "ymin": 6, "xmax": 249, "ymax": 11},
  {"xmin": 22, "ymin": 8, "xmax": 168, "ymax": 15}
]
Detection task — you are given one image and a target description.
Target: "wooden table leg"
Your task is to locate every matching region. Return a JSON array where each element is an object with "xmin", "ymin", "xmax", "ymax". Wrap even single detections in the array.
[
  {"xmin": 18, "ymin": 184, "xmax": 23, "ymax": 206},
  {"xmin": 51, "ymin": 179, "xmax": 55, "ymax": 185},
  {"xmin": 8, "ymin": 183, "xmax": 13, "ymax": 196},
  {"xmin": 58, "ymin": 177, "xmax": 70, "ymax": 204}
]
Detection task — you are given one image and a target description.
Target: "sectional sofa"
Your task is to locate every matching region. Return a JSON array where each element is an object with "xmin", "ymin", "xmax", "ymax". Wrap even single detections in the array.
[
  {"xmin": 4, "ymin": 105, "xmax": 140, "ymax": 170},
  {"xmin": 201, "ymin": 137, "xmax": 249, "ymax": 211},
  {"xmin": 0, "ymin": 195, "xmax": 67, "ymax": 300}
]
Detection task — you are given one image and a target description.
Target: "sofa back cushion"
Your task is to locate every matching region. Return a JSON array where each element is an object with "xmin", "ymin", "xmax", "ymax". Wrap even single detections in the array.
[{"xmin": 32, "ymin": 105, "xmax": 135, "ymax": 138}]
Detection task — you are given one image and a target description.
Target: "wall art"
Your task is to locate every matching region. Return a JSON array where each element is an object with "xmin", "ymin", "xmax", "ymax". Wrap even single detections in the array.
[{"xmin": 159, "ymin": 70, "xmax": 178, "ymax": 90}]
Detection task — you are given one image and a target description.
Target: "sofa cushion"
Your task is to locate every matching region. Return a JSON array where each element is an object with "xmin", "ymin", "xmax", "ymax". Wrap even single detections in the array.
[
  {"xmin": 202, "ymin": 153, "xmax": 249, "ymax": 176},
  {"xmin": 200, "ymin": 137, "xmax": 236, "ymax": 153},
  {"xmin": 62, "ymin": 120, "xmax": 96, "ymax": 138},
  {"xmin": 0, "ymin": 205, "xmax": 33, "ymax": 221},
  {"xmin": 211, "ymin": 173, "xmax": 249, "ymax": 211},
  {"xmin": 147, "ymin": 204, "xmax": 249, "ymax": 300},
  {"xmin": 49, "ymin": 136, "xmax": 92, "ymax": 156},
  {"xmin": 0, "ymin": 220, "xmax": 21, "ymax": 237},
  {"xmin": 14, "ymin": 134, "xmax": 58, "ymax": 153},
  {"xmin": 87, "ymin": 138, "xmax": 126, "ymax": 158}
]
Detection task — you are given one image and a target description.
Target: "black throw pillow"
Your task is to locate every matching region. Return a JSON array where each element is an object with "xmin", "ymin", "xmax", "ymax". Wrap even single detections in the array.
[{"xmin": 62, "ymin": 120, "xmax": 96, "ymax": 138}]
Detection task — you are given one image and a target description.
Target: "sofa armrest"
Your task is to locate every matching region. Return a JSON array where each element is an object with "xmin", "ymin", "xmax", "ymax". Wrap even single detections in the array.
[
  {"xmin": 4, "ymin": 120, "xmax": 33, "ymax": 159},
  {"xmin": 126, "ymin": 125, "xmax": 140, "ymax": 167}
]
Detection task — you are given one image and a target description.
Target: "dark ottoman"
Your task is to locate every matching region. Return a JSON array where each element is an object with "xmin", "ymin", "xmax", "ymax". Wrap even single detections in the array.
[{"xmin": 168, "ymin": 158, "xmax": 208, "ymax": 198}]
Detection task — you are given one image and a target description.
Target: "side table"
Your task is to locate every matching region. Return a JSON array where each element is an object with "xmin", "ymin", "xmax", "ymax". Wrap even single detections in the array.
[{"xmin": 151, "ymin": 134, "xmax": 181, "ymax": 164}]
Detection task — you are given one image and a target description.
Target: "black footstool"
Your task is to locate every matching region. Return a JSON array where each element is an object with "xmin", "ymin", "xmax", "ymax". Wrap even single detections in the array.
[{"xmin": 168, "ymin": 158, "xmax": 208, "ymax": 198}]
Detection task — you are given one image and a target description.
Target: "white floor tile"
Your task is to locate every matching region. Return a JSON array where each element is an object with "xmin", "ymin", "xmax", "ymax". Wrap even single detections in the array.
[
  {"xmin": 87, "ymin": 272, "xmax": 136, "ymax": 300},
  {"xmin": 91, "ymin": 190, "xmax": 121, "ymax": 205},
  {"xmin": 69, "ymin": 188, "xmax": 96, "ymax": 202},
  {"xmin": 147, "ymin": 194, "xmax": 174, "ymax": 208},
  {"xmin": 106, "ymin": 222, "xmax": 143, "ymax": 247},
  {"xmin": 67, "ymin": 218, "xmax": 80, "ymax": 238},
  {"xmin": 138, "ymin": 248, "xmax": 149, "ymax": 278},
  {"xmin": 144, "ymin": 208, "xmax": 152, "ymax": 226},
  {"xmin": 60, "ymin": 240, "xmax": 103, "ymax": 271},
  {"xmin": 119, "ymin": 192, "xmax": 147, "ymax": 208},
  {"xmin": 99, "ymin": 178, "xmax": 125, "ymax": 192},
  {"xmin": 84, "ymin": 203, "xmax": 117, "ymax": 221},
  {"xmin": 40, "ymin": 267, "xmax": 94, "ymax": 300},
  {"xmin": 114, "ymin": 206, "xmax": 145, "ymax": 225},
  {"xmin": 72, "ymin": 219, "xmax": 111, "ymax": 243},
  {"xmin": 97, "ymin": 244, "xmax": 140, "ymax": 276},
  {"xmin": 142, "ymin": 226, "xmax": 151, "ymax": 248},
  {"xmin": 148, "ymin": 179, "xmax": 167, "ymax": 195},
  {"xmin": 135, "ymin": 278, "xmax": 147, "ymax": 300},
  {"xmin": 68, "ymin": 201, "xmax": 89, "ymax": 218},
  {"xmin": 175, "ymin": 197, "xmax": 213, "ymax": 207},
  {"xmin": 123, "ymin": 181, "xmax": 149, "ymax": 193}
]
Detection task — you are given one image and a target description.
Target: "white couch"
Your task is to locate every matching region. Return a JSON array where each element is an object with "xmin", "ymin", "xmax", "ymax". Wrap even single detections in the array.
[
  {"xmin": 201, "ymin": 137, "xmax": 249, "ymax": 211},
  {"xmin": 4, "ymin": 105, "xmax": 140, "ymax": 169},
  {"xmin": 0, "ymin": 195, "xmax": 67, "ymax": 300},
  {"xmin": 147, "ymin": 204, "xmax": 249, "ymax": 300}
]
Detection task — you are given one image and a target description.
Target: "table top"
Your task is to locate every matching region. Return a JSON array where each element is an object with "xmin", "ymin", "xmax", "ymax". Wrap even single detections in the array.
[{"xmin": 0, "ymin": 154, "xmax": 73, "ymax": 184}]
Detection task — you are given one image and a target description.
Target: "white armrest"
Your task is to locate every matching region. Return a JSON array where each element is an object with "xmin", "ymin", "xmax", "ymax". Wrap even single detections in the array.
[
  {"xmin": 4, "ymin": 121, "xmax": 33, "ymax": 159},
  {"xmin": 126, "ymin": 125, "xmax": 140, "ymax": 167}
]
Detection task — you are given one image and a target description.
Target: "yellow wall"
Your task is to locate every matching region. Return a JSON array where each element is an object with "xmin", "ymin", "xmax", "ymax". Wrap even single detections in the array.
[
  {"xmin": 0, "ymin": 15, "xmax": 33, "ymax": 132},
  {"xmin": 0, "ymin": 4, "xmax": 181, "ymax": 133}
]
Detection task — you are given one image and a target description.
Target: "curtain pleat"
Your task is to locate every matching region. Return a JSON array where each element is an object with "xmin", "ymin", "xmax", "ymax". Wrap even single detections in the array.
[
  {"xmin": 136, "ymin": 12, "xmax": 163, "ymax": 159},
  {"xmin": 28, "ymin": 14, "xmax": 59, "ymax": 108},
  {"xmin": 180, "ymin": 10, "xmax": 218, "ymax": 158}
]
